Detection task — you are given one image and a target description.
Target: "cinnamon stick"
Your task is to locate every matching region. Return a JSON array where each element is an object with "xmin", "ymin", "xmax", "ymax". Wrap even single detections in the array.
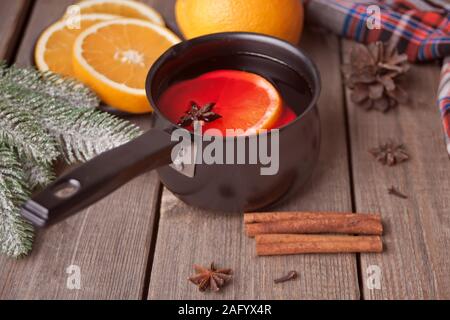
[
  {"xmin": 244, "ymin": 211, "xmax": 381, "ymax": 224},
  {"xmin": 245, "ymin": 213, "xmax": 382, "ymax": 237},
  {"xmin": 255, "ymin": 234, "xmax": 383, "ymax": 256}
]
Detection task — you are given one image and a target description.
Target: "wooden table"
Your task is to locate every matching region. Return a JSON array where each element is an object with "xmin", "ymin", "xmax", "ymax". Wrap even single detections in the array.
[{"xmin": 1, "ymin": 0, "xmax": 449, "ymax": 300}]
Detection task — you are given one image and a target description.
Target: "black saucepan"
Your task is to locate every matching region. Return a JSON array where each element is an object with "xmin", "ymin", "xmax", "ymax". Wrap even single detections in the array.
[{"xmin": 21, "ymin": 32, "xmax": 321, "ymax": 227}]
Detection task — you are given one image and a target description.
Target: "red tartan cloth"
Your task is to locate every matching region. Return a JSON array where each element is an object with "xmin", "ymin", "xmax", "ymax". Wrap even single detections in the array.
[
  {"xmin": 305, "ymin": 0, "xmax": 449, "ymax": 61},
  {"xmin": 439, "ymin": 57, "xmax": 450, "ymax": 155},
  {"xmin": 384, "ymin": 0, "xmax": 449, "ymax": 30}
]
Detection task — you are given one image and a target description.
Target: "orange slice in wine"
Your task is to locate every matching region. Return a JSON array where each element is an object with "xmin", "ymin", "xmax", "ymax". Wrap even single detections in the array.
[{"xmin": 158, "ymin": 70, "xmax": 282, "ymax": 135}]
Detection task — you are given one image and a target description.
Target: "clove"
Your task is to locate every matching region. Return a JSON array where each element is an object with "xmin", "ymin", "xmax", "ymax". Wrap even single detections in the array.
[
  {"xmin": 388, "ymin": 186, "xmax": 408, "ymax": 199},
  {"xmin": 274, "ymin": 270, "xmax": 298, "ymax": 284}
]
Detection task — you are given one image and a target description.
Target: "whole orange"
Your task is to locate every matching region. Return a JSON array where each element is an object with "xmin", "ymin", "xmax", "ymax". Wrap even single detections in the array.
[{"xmin": 175, "ymin": 0, "xmax": 304, "ymax": 44}]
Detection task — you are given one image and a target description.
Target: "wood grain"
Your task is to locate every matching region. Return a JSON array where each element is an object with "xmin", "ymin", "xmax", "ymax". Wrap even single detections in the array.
[
  {"xmin": 4, "ymin": 0, "xmax": 447, "ymax": 300},
  {"xmin": 0, "ymin": 0, "xmax": 162, "ymax": 299},
  {"xmin": 0, "ymin": 0, "xmax": 32, "ymax": 61},
  {"xmin": 343, "ymin": 40, "xmax": 450, "ymax": 299},
  {"xmin": 147, "ymin": 30, "xmax": 360, "ymax": 300}
]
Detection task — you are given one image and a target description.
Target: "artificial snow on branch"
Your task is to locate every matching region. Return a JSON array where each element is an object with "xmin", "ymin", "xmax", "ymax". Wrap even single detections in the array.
[
  {"xmin": 0, "ymin": 63, "xmax": 142, "ymax": 257},
  {"xmin": 0, "ymin": 144, "xmax": 33, "ymax": 257}
]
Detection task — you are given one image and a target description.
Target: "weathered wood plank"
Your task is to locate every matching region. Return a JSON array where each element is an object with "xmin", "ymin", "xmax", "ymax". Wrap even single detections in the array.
[
  {"xmin": 14, "ymin": 0, "xmax": 68, "ymax": 66},
  {"xmin": 343, "ymin": 40, "xmax": 450, "ymax": 299},
  {"xmin": 148, "ymin": 0, "xmax": 178, "ymax": 35},
  {"xmin": 0, "ymin": 0, "xmax": 32, "ymax": 61},
  {"xmin": 148, "ymin": 30, "xmax": 360, "ymax": 300},
  {"xmin": 0, "ymin": 0, "xmax": 162, "ymax": 299}
]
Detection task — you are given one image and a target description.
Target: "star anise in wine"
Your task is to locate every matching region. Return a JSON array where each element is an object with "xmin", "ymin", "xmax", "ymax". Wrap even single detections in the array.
[
  {"xmin": 177, "ymin": 101, "xmax": 222, "ymax": 127},
  {"xmin": 188, "ymin": 262, "xmax": 232, "ymax": 292},
  {"xmin": 369, "ymin": 140, "xmax": 409, "ymax": 166},
  {"xmin": 342, "ymin": 41, "xmax": 410, "ymax": 112}
]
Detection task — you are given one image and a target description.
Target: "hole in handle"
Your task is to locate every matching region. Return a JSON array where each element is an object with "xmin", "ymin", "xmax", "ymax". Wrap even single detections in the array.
[{"xmin": 53, "ymin": 179, "xmax": 81, "ymax": 199}]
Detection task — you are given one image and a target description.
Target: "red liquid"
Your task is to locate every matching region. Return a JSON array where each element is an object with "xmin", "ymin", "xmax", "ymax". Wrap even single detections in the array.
[
  {"xmin": 273, "ymin": 104, "xmax": 297, "ymax": 128},
  {"xmin": 158, "ymin": 70, "xmax": 297, "ymax": 135}
]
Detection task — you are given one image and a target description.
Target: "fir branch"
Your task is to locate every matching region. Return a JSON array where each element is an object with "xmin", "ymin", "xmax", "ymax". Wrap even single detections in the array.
[
  {"xmin": 0, "ymin": 63, "xmax": 141, "ymax": 257},
  {"xmin": 48, "ymin": 108, "xmax": 142, "ymax": 163},
  {"xmin": 0, "ymin": 68, "xmax": 142, "ymax": 163},
  {"xmin": 0, "ymin": 101, "xmax": 59, "ymax": 163},
  {"xmin": 0, "ymin": 144, "xmax": 33, "ymax": 258},
  {"xmin": 0, "ymin": 62, "xmax": 99, "ymax": 109},
  {"xmin": 20, "ymin": 156, "xmax": 55, "ymax": 189}
]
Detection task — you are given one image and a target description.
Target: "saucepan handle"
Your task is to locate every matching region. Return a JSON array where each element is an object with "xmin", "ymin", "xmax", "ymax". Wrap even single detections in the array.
[{"xmin": 21, "ymin": 129, "xmax": 176, "ymax": 227}]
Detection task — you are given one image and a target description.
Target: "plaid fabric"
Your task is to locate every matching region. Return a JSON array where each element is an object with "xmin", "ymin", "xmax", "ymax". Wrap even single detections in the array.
[
  {"xmin": 439, "ymin": 56, "xmax": 450, "ymax": 155},
  {"xmin": 305, "ymin": 0, "xmax": 449, "ymax": 61},
  {"xmin": 305, "ymin": 0, "xmax": 450, "ymax": 155}
]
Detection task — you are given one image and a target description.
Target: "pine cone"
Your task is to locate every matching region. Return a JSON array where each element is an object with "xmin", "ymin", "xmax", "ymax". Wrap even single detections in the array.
[{"xmin": 342, "ymin": 41, "xmax": 410, "ymax": 112}]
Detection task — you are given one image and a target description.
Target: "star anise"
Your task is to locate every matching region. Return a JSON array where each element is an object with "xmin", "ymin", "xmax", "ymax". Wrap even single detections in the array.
[
  {"xmin": 188, "ymin": 262, "xmax": 232, "ymax": 292},
  {"xmin": 342, "ymin": 41, "xmax": 410, "ymax": 112},
  {"xmin": 369, "ymin": 140, "xmax": 409, "ymax": 166},
  {"xmin": 177, "ymin": 101, "xmax": 222, "ymax": 127}
]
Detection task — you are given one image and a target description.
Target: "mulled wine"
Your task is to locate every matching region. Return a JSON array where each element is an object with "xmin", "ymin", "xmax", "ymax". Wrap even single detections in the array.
[{"xmin": 156, "ymin": 53, "xmax": 313, "ymax": 135}]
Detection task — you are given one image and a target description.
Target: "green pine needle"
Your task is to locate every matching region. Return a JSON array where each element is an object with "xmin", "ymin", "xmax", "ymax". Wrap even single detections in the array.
[
  {"xmin": 0, "ymin": 67, "xmax": 142, "ymax": 163},
  {"xmin": 20, "ymin": 156, "xmax": 56, "ymax": 189},
  {"xmin": 0, "ymin": 62, "xmax": 142, "ymax": 257},
  {"xmin": 0, "ymin": 144, "xmax": 34, "ymax": 258},
  {"xmin": 0, "ymin": 101, "xmax": 59, "ymax": 163},
  {"xmin": 0, "ymin": 63, "xmax": 99, "ymax": 109}
]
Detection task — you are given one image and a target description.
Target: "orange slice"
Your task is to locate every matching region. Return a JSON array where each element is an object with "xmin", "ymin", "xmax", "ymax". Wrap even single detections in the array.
[
  {"xmin": 157, "ymin": 70, "xmax": 283, "ymax": 135},
  {"xmin": 35, "ymin": 14, "xmax": 117, "ymax": 77},
  {"xmin": 72, "ymin": 0, "xmax": 164, "ymax": 25},
  {"xmin": 73, "ymin": 18, "xmax": 180, "ymax": 113}
]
